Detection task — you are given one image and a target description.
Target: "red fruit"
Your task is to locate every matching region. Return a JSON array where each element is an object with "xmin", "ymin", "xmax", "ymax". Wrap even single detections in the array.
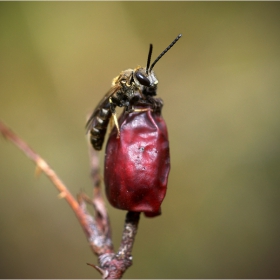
[{"xmin": 104, "ymin": 104, "xmax": 170, "ymax": 217}]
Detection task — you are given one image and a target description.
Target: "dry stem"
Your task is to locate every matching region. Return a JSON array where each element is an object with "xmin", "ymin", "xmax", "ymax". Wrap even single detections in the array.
[{"xmin": 0, "ymin": 120, "xmax": 140, "ymax": 279}]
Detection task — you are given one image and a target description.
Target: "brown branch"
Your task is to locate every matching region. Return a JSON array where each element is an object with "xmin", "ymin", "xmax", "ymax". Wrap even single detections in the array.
[
  {"xmin": 0, "ymin": 120, "xmax": 140, "ymax": 279},
  {"xmin": 94, "ymin": 212, "xmax": 140, "ymax": 279},
  {"xmin": 88, "ymin": 140, "xmax": 112, "ymax": 242},
  {"xmin": 0, "ymin": 120, "xmax": 111, "ymax": 255}
]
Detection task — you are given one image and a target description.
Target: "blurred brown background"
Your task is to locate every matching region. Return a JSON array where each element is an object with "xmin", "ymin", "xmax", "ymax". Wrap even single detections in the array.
[{"xmin": 1, "ymin": 2, "xmax": 280, "ymax": 278}]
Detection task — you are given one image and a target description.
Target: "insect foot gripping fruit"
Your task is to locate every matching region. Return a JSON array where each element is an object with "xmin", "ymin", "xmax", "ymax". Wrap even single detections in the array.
[{"xmin": 104, "ymin": 102, "xmax": 170, "ymax": 217}]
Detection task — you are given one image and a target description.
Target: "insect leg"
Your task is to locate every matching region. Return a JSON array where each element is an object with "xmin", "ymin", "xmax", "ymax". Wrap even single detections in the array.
[
  {"xmin": 147, "ymin": 96, "xmax": 163, "ymax": 114},
  {"xmin": 109, "ymin": 97, "xmax": 120, "ymax": 138},
  {"xmin": 133, "ymin": 108, "xmax": 153, "ymax": 112}
]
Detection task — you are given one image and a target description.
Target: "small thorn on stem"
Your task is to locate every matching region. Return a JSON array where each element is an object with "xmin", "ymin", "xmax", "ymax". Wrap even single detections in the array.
[
  {"xmin": 87, "ymin": 263, "xmax": 107, "ymax": 277},
  {"xmin": 58, "ymin": 192, "xmax": 67, "ymax": 199}
]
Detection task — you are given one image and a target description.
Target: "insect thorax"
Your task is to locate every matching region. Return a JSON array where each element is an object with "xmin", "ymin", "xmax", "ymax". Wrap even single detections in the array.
[
  {"xmin": 112, "ymin": 67, "xmax": 158, "ymax": 97},
  {"xmin": 111, "ymin": 69, "xmax": 134, "ymax": 87}
]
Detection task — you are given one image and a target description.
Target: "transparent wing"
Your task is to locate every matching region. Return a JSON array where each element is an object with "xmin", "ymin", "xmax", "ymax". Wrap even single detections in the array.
[{"xmin": 85, "ymin": 84, "xmax": 120, "ymax": 133}]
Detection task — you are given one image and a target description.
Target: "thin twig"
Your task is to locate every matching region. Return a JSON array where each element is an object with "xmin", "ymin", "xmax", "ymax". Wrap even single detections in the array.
[
  {"xmin": 97, "ymin": 212, "xmax": 141, "ymax": 279},
  {"xmin": 118, "ymin": 211, "xmax": 140, "ymax": 261},
  {"xmin": 0, "ymin": 120, "xmax": 141, "ymax": 279},
  {"xmin": 0, "ymin": 121, "xmax": 109, "ymax": 255},
  {"xmin": 88, "ymin": 139, "xmax": 112, "ymax": 242}
]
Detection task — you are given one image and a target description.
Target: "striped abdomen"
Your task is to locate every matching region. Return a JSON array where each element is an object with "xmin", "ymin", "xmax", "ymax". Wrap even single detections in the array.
[{"xmin": 87, "ymin": 102, "xmax": 112, "ymax": 151}]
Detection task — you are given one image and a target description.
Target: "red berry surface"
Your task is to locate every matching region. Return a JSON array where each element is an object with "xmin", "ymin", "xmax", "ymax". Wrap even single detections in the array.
[{"xmin": 104, "ymin": 104, "xmax": 170, "ymax": 217}]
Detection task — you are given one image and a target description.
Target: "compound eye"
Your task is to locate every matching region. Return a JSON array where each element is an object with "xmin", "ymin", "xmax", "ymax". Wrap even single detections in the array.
[{"xmin": 135, "ymin": 71, "xmax": 151, "ymax": 87}]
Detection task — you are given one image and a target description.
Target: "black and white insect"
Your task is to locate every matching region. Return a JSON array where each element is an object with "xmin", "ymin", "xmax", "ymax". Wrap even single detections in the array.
[{"xmin": 86, "ymin": 34, "xmax": 182, "ymax": 151}]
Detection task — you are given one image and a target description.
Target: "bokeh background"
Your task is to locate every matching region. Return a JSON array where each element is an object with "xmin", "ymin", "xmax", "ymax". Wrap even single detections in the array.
[{"xmin": 1, "ymin": 2, "xmax": 280, "ymax": 278}]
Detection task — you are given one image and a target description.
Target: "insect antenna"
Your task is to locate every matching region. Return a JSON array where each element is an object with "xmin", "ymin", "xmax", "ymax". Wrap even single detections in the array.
[
  {"xmin": 149, "ymin": 34, "xmax": 182, "ymax": 72},
  {"xmin": 146, "ymin": 44, "xmax": 153, "ymax": 74}
]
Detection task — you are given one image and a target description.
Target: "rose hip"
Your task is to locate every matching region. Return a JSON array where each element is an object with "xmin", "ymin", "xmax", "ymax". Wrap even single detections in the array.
[{"xmin": 104, "ymin": 104, "xmax": 170, "ymax": 217}]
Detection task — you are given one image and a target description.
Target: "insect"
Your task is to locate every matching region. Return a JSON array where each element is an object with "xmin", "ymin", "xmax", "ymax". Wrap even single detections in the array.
[{"xmin": 86, "ymin": 34, "xmax": 182, "ymax": 151}]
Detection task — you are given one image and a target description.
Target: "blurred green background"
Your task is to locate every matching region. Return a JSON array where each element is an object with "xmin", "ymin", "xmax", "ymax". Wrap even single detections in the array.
[{"xmin": 1, "ymin": 2, "xmax": 280, "ymax": 278}]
